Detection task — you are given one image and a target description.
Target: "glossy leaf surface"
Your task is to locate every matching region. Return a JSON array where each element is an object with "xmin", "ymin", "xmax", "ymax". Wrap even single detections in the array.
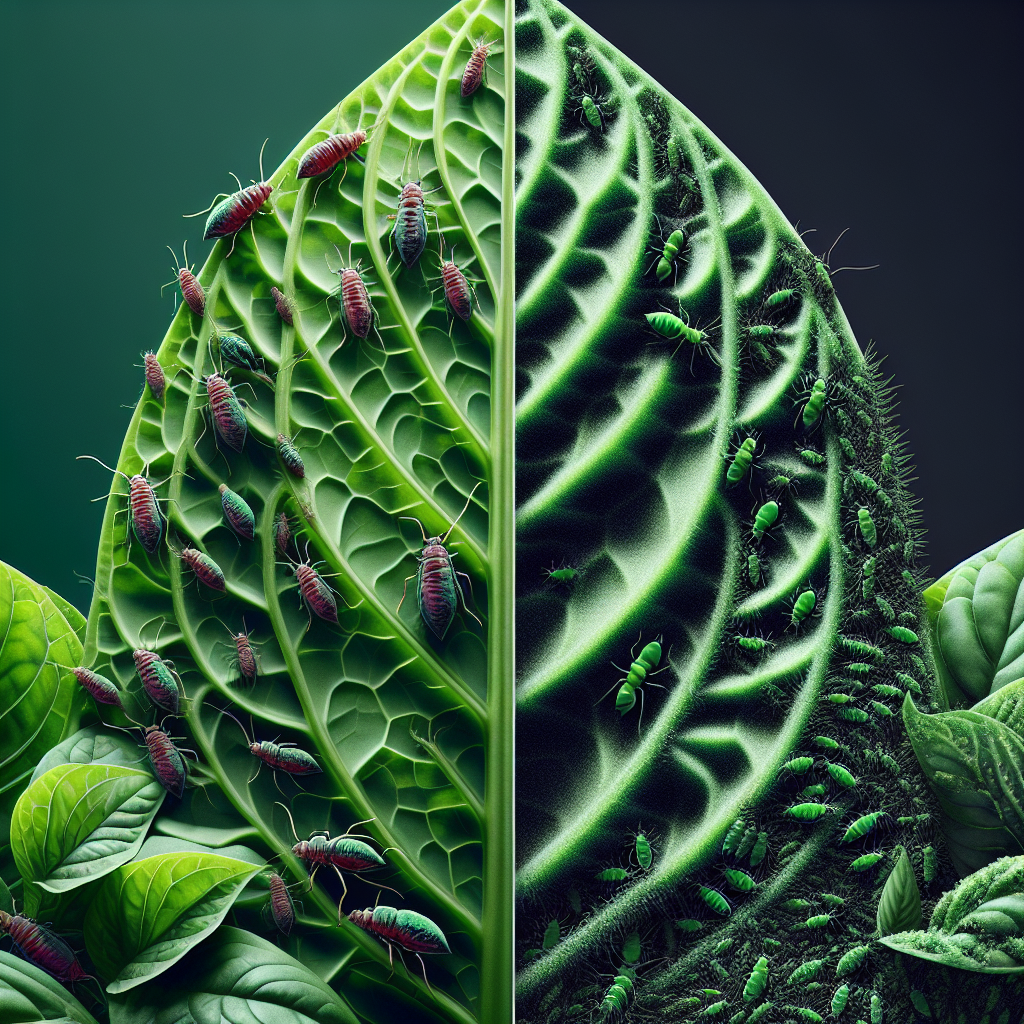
[{"xmin": 0, "ymin": 952, "xmax": 98, "ymax": 1024}]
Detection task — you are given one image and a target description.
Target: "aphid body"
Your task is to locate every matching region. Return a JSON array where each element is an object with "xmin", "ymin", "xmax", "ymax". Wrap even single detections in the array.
[
  {"xmin": 293, "ymin": 557, "xmax": 339, "ymax": 625},
  {"xmin": 204, "ymin": 372, "xmax": 248, "ymax": 453},
  {"xmin": 752, "ymin": 500, "xmax": 779, "ymax": 541},
  {"xmin": 727, "ymin": 437, "xmax": 756, "ymax": 483},
  {"xmin": 0, "ymin": 910, "xmax": 91, "ymax": 984},
  {"xmin": 297, "ymin": 129, "xmax": 367, "ymax": 179},
  {"xmin": 348, "ymin": 905, "xmax": 450, "ymax": 987},
  {"xmin": 634, "ymin": 832, "xmax": 652, "ymax": 870},
  {"xmin": 202, "ymin": 180, "xmax": 273, "ymax": 241},
  {"xmin": 332, "ymin": 254, "xmax": 374, "ymax": 339},
  {"xmin": 166, "ymin": 243, "xmax": 205, "ymax": 316},
  {"xmin": 176, "ymin": 545, "xmax": 226, "ymax": 592},
  {"xmin": 461, "ymin": 39, "xmax": 495, "ymax": 97},
  {"xmin": 655, "ymin": 227, "xmax": 685, "ymax": 282},
  {"xmin": 744, "ymin": 956, "xmax": 768, "ymax": 1002},
  {"xmin": 276, "ymin": 434, "xmax": 305, "ymax": 478},
  {"xmin": 858, "ymin": 507, "xmax": 877, "ymax": 548},
  {"xmin": 229, "ymin": 627, "xmax": 259, "ymax": 684},
  {"xmin": 144, "ymin": 352, "xmax": 165, "ymax": 400},
  {"xmin": 219, "ymin": 484, "xmax": 255, "ymax": 540},
  {"xmin": 801, "ymin": 378, "xmax": 827, "ymax": 429},
  {"xmin": 440, "ymin": 253, "xmax": 476, "ymax": 321},
  {"xmin": 72, "ymin": 666, "xmax": 122, "ymax": 708},
  {"xmin": 273, "ymin": 512, "xmax": 293, "ymax": 555},
  {"xmin": 267, "ymin": 871, "xmax": 296, "ymax": 936},
  {"xmin": 142, "ymin": 724, "xmax": 189, "ymax": 797},
  {"xmin": 133, "ymin": 648, "xmax": 182, "ymax": 714},
  {"xmin": 270, "ymin": 286, "xmax": 293, "ymax": 325},
  {"xmin": 790, "ymin": 589, "xmax": 816, "ymax": 628},
  {"xmin": 842, "ymin": 810, "xmax": 886, "ymax": 843},
  {"xmin": 390, "ymin": 180, "xmax": 430, "ymax": 267},
  {"xmin": 216, "ymin": 332, "xmax": 273, "ymax": 385}
]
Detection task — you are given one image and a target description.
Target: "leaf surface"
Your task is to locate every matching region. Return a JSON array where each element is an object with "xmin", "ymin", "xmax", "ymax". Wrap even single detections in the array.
[
  {"xmin": 0, "ymin": 952, "xmax": 98, "ymax": 1024},
  {"xmin": 876, "ymin": 845, "xmax": 922, "ymax": 936}
]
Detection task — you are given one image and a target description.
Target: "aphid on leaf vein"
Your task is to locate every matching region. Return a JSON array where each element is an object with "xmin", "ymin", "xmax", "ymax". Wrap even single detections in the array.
[
  {"xmin": 72, "ymin": 666, "xmax": 122, "ymax": 709},
  {"xmin": 632, "ymin": 830, "xmax": 653, "ymax": 870},
  {"xmin": 437, "ymin": 243, "xmax": 480, "ymax": 323},
  {"xmin": 162, "ymin": 242, "xmax": 205, "ymax": 316},
  {"xmin": 222, "ymin": 620, "xmax": 259, "ymax": 684},
  {"xmin": 201, "ymin": 371, "xmax": 250, "ymax": 453},
  {"xmin": 171, "ymin": 542, "xmax": 226, "ymax": 593},
  {"xmin": 217, "ymin": 707, "xmax": 320, "ymax": 796},
  {"xmin": 461, "ymin": 37, "xmax": 499, "ymax": 97},
  {"xmin": 595, "ymin": 867, "xmax": 629, "ymax": 882},
  {"xmin": 733, "ymin": 633, "xmax": 774, "ymax": 653},
  {"xmin": 727, "ymin": 437, "xmax": 757, "ymax": 484},
  {"xmin": 297, "ymin": 126, "xmax": 368, "ymax": 181},
  {"xmin": 596, "ymin": 634, "xmax": 670, "ymax": 734},
  {"xmin": 0, "ymin": 909, "xmax": 93, "ymax": 985},
  {"xmin": 645, "ymin": 305, "xmax": 719, "ymax": 368},
  {"xmin": 270, "ymin": 286, "xmax": 293, "ymax": 325},
  {"xmin": 77, "ymin": 455, "xmax": 167, "ymax": 555},
  {"xmin": 143, "ymin": 352, "xmax": 165, "ymax": 401},
  {"xmin": 276, "ymin": 433, "xmax": 305, "ymax": 478},
  {"xmin": 348, "ymin": 905, "xmax": 450, "ymax": 991},
  {"xmin": 275, "ymin": 801, "xmax": 392, "ymax": 921},
  {"xmin": 219, "ymin": 484, "xmax": 255, "ymax": 540},
  {"xmin": 328, "ymin": 242, "xmax": 383, "ymax": 347},
  {"xmin": 283, "ymin": 542, "xmax": 354, "ymax": 630},
  {"xmin": 398, "ymin": 484, "xmax": 484, "ymax": 639},
  {"xmin": 273, "ymin": 511, "xmax": 294, "ymax": 556},
  {"xmin": 214, "ymin": 330, "xmax": 274, "ymax": 386},
  {"xmin": 648, "ymin": 221, "xmax": 686, "ymax": 283},
  {"xmin": 133, "ymin": 647, "xmax": 184, "ymax": 715}
]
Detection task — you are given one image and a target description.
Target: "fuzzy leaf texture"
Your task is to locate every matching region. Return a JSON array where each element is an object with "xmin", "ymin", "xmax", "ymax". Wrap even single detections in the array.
[
  {"xmin": 514, "ymin": 0, "xmax": 936, "ymax": 1007},
  {"xmin": 881, "ymin": 855, "xmax": 1024, "ymax": 974},
  {"xmin": 79, "ymin": 2, "xmax": 511, "ymax": 1022},
  {"xmin": 923, "ymin": 528, "xmax": 1024, "ymax": 708}
]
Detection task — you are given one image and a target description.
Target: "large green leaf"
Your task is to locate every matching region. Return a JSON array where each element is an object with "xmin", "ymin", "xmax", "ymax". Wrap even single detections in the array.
[
  {"xmin": 79, "ymin": 1, "xmax": 512, "ymax": 1021},
  {"xmin": 923, "ymin": 528, "xmax": 1024, "ymax": 708},
  {"xmin": 84, "ymin": 850, "xmax": 260, "ymax": 993},
  {"xmin": 109, "ymin": 926, "xmax": 358, "ymax": 1024},
  {"xmin": 904, "ymin": 691, "xmax": 1024, "ymax": 876},
  {"xmin": 881, "ymin": 855, "xmax": 1024, "ymax": 974},
  {"xmin": 11, "ymin": 763, "xmax": 164, "ymax": 893},
  {"xmin": 0, "ymin": 952, "xmax": 98, "ymax": 1024},
  {"xmin": 0, "ymin": 560, "xmax": 87, "ymax": 866}
]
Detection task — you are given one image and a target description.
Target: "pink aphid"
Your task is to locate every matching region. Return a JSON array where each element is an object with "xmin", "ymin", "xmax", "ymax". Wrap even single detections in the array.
[
  {"xmin": 227, "ymin": 624, "xmax": 258, "ymax": 683},
  {"xmin": 270, "ymin": 286, "xmax": 293, "ymax": 325},
  {"xmin": 142, "ymin": 724, "xmax": 190, "ymax": 797},
  {"xmin": 440, "ymin": 252, "xmax": 477, "ymax": 321},
  {"xmin": 0, "ymin": 910, "xmax": 92, "ymax": 985},
  {"xmin": 144, "ymin": 352, "xmax": 165, "ymax": 400},
  {"xmin": 267, "ymin": 871, "xmax": 296, "ymax": 935},
  {"xmin": 164, "ymin": 242, "xmax": 205, "ymax": 317},
  {"xmin": 175, "ymin": 544, "xmax": 227, "ymax": 592},
  {"xmin": 330, "ymin": 244, "xmax": 374, "ymax": 342},
  {"xmin": 134, "ymin": 648, "xmax": 182, "ymax": 715},
  {"xmin": 274, "ymin": 512, "xmax": 294, "ymax": 556},
  {"xmin": 72, "ymin": 666, "xmax": 122, "ymax": 708},
  {"xmin": 204, "ymin": 372, "xmax": 248, "ymax": 452},
  {"xmin": 295, "ymin": 560, "xmax": 339, "ymax": 624},
  {"xmin": 297, "ymin": 128, "xmax": 367, "ymax": 179},
  {"xmin": 77, "ymin": 455, "xmax": 165, "ymax": 555},
  {"xmin": 461, "ymin": 39, "xmax": 495, "ymax": 98}
]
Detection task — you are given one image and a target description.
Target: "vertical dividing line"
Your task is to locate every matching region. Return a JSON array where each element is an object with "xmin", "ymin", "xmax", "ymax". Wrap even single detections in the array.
[{"xmin": 481, "ymin": 2, "xmax": 515, "ymax": 1022}]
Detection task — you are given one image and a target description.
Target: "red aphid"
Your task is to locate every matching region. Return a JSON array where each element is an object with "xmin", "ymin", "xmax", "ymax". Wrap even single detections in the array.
[
  {"xmin": 204, "ymin": 372, "xmax": 248, "ymax": 452},
  {"xmin": 143, "ymin": 725, "xmax": 189, "ymax": 797},
  {"xmin": 338, "ymin": 266, "xmax": 372, "ymax": 339},
  {"xmin": 133, "ymin": 648, "xmax": 182, "ymax": 715},
  {"xmin": 203, "ymin": 181, "xmax": 274, "ymax": 240},
  {"xmin": 461, "ymin": 40, "xmax": 495, "ymax": 97},
  {"xmin": 274, "ymin": 512, "xmax": 293, "ymax": 555},
  {"xmin": 72, "ymin": 666, "xmax": 122, "ymax": 708},
  {"xmin": 440, "ymin": 256, "xmax": 475, "ymax": 321},
  {"xmin": 177, "ymin": 544, "xmax": 227, "ymax": 592},
  {"xmin": 166, "ymin": 243, "xmax": 205, "ymax": 316},
  {"xmin": 295, "ymin": 561, "xmax": 339, "ymax": 624},
  {"xmin": 267, "ymin": 872, "xmax": 295, "ymax": 935},
  {"xmin": 128, "ymin": 474, "xmax": 164, "ymax": 553},
  {"xmin": 0, "ymin": 910, "xmax": 92, "ymax": 985},
  {"xmin": 297, "ymin": 129, "xmax": 367, "ymax": 179},
  {"xmin": 230, "ymin": 628, "xmax": 258, "ymax": 683},
  {"xmin": 144, "ymin": 352, "xmax": 166, "ymax": 400},
  {"xmin": 270, "ymin": 286, "xmax": 293, "ymax": 325}
]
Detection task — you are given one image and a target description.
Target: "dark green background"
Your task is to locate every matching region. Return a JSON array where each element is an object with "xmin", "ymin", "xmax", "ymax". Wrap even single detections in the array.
[
  {"xmin": 1, "ymin": 0, "xmax": 453, "ymax": 611},
  {"xmin": 2, "ymin": 0, "xmax": 1021, "ymax": 613}
]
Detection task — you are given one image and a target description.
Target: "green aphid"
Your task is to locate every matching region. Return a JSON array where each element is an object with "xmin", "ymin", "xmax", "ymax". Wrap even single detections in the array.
[
  {"xmin": 580, "ymin": 94, "xmax": 604, "ymax": 129},
  {"xmin": 874, "ymin": 595, "xmax": 895, "ymax": 622},
  {"xmin": 909, "ymin": 989, "xmax": 931, "ymax": 1017},
  {"xmin": 655, "ymin": 228, "xmax": 686, "ymax": 282},
  {"xmin": 541, "ymin": 919, "xmax": 560, "ymax": 949},
  {"xmin": 888, "ymin": 625, "xmax": 918, "ymax": 644},
  {"xmin": 766, "ymin": 473, "xmax": 793, "ymax": 491},
  {"xmin": 778, "ymin": 840, "xmax": 801, "ymax": 859},
  {"xmin": 752, "ymin": 500, "xmax": 780, "ymax": 541},
  {"xmin": 779, "ymin": 898, "xmax": 813, "ymax": 914},
  {"xmin": 544, "ymin": 564, "xmax": 580, "ymax": 585},
  {"xmin": 897, "ymin": 610, "xmax": 918, "ymax": 625},
  {"xmin": 790, "ymin": 589, "xmax": 816, "ymax": 628},
  {"xmin": 802, "ymin": 783, "xmax": 827, "ymax": 798},
  {"xmin": 839, "ymin": 436, "xmax": 857, "ymax": 462},
  {"xmin": 747, "ymin": 551, "xmax": 761, "ymax": 587},
  {"xmin": 727, "ymin": 436, "xmax": 757, "ymax": 483},
  {"xmin": 801, "ymin": 378, "xmax": 827, "ymax": 429},
  {"xmin": 748, "ymin": 323, "xmax": 775, "ymax": 338},
  {"xmin": 826, "ymin": 763, "xmax": 857, "ymax": 788},
  {"xmin": 722, "ymin": 817, "xmax": 747, "ymax": 854},
  {"xmin": 856, "ymin": 408, "xmax": 873, "ymax": 429},
  {"xmin": 869, "ymin": 700, "xmax": 894, "ymax": 717},
  {"xmin": 834, "ymin": 407, "xmax": 852, "ymax": 433},
  {"xmin": 923, "ymin": 845, "xmax": 937, "ymax": 883},
  {"xmin": 595, "ymin": 867, "xmax": 629, "ymax": 882},
  {"xmin": 784, "ymin": 802, "xmax": 834, "ymax": 822},
  {"xmin": 786, "ymin": 958, "xmax": 825, "ymax": 984},
  {"xmin": 820, "ymin": 893, "xmax": 845, "ymax": 908},
  {"xmin": 846, "ymin": 662, "xmax": 873, "ymax": 678},
  {"xmin": 831, "ymin": 983, "xmax": 851, "ymax": 1015},
  {"xmin": 634, "ymin": 831, "xmax": 652, "ymax": 870},
  {"xmin": 765, "ymin": 287, "xmax": 798, "ymax": 309},
  {"xmin": 893, "ymin": 673, "xmax": 923, "ymax": 694},
  {"xmin": 835, "ymin": 944, "xmax": 871, "ymax": 976},
  {"xmin": 725, "ymin": 868, "xmax": 756, "ymax": 892},
  {"xmin": 839, "ymin": 707, "xmax": 869, "ymax": 722},
  {"xmin": 870, "ymin": 993, "xmax": 883, "ymax": 1024},
  {"xmin": 901, "ymin": 569, "xmax": 917, "ymax": 588},
  {"xmin": 783, "ymin": 756, "xmax": 815, "ymax": 774},
  {"xmin": 714, "ymin": 938, "xmax": 733, "ymax": 955},
  {"xmin": 861, "ymin": 556, "xmax": 876, "ymax": 599},
  {"xmin": 700, "ymin": 886, "xmax": 731, "ymax": 916},
  {"xmin": 666, "ymin": 135, "xmax": 682, "ymax": 169},
  {"xmin": 813, "ymin": 735, "xmax": 841, "ymax": 751},
  {"xmin": 736, "ymin": 825, "xmax": 759, "ymax": 860},
  {"xmin": 799, "ymin": 448, "xmax": 825, "ymax": 466},
  {"xmin": 749, "ymin": 831, "xmax": 768, "ymax": 867},
  {"xmin": 793, "ymin": 1009, "xmax": 823, "ymax": 1022},
  {"xmin": 805, "ymin": 913, "xmax": 832, "ymax": 928},
  {"xmin": 676, "ymin": 918, "xmax": 703, "ymax": 933},
  {"xmin": 871, "ymin": 683, "xmax": 903, "ymax": 698},
  {"xmin": 743, "ymin": 955, "xmax": 769, "ymax": 1002},
  {"xmin": 842, "ymin": 811, "xmax": 886, "ymax": 843},
  {"xmin": 878, "ymin": 752, "xmax": 901, "ymax": 773},
  {"xmin": 734, "ymin": 634, "xmax": 774, "ymax": 652},
  {"xmin": 702, "ymin": 990, "xmax": 723, "ymax": 998},
  {"xmin": 827, "ymin": 693, "xmax": 855, "ymax": 704},
  {"xmin": 599, "ymin": 979, "xmax": 631, "ymax": 1018},
  {"xmin": 849, "ymin": 469, "xmax": 880, "ymax": 493},
  {"xmin": 857, "ymin": 507, "xmax": 877, "ymax": 548},
  {"xmin": 836, "ymin": 637, "xmax": 884, "ymax": 662},
  {"xmin": 880, "ymin": 451, "xmax": 894, "ymax": 475},
  {"xmin": 910, "ymin": 654, "xmax": 928, "ymax": 676}
]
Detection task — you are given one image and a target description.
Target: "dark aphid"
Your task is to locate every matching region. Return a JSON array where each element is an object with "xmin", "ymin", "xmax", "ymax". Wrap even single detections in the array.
[
  {"xmin": 724, "ymin": 868, "xmax": 755, "ymax": 892},
  {"xmin": 439, "ymin": 248, "xmax": 478, "ymax": 322},
  {"xmin": 888, "ymin": 625, "xmax": 919, "ymax": 644},
  {"xmin": 348, "ymin": 905, "xmax": 450, "ymax": 990},
  {"xmin": 923, "ymin": 845, "xmax": 937, "ymax": 883},
  {"xmin": 699, "ymin": 886, "xmax": 731, "ymax": 916},
  {"xmin": 800, "ymin": 378, "xmax": 827, "ymax": 429},
  {"xmin": 297, "ymin": 128, "xmax": 367, "ymax": 179},
  {"xmin": 799, "ymin": 447, "xmax": 825, "ymax": 466},
  {"xmin": 790, "ymin": 589, "xmax": 816, "ymax": 629},
  {"xmin": 185, "ymin": 139, "xmax": 274, "ymax": 258},
  {"xmin": 835, "ymin": 944, "xmax": 871, "ymax": 976},
  {"xmin": 274, "ymin": 512, "xmax": 294, "ymax": 556},
  {"xmin": 733, "ymin": 634, "xmax": 774, "ymax": 652},
  {"xmin": 77, "ymin": 455, "xmax": 165, "ymax": 554},
  {"xmin": 752, "ymin": 500, "xmax": 779, "ymax": 541},
  {"xmin": 225, "ymin": 623, "xmax": 259, "ymax": 684},
  {"xmin": 270, "ymin": 286, "xmax": 294, "ymax": 325},
  {"xmin": 786, "ymin": 958, "xmax": 824, "ymax": 984},
  {"xmin": 174, "ymin": 543, "xmax": 227, "ymax": 592},
  {"xmin": 783, "ymin": 756, "xmax": 814, "ymax": 774},
  {"xmin": 204, "ymin": 372, "xmax": 249, "ymax": 453},
  {"xmin": 219, "ymin": 484, "xmax": 255, "ymax": 540},
  {"xmin": 826, "ymin": 762, "xmax": 857, "ymax": 788},
  {"xmin": 461, "ymin": 38, "xmax": 496, "ymax": 97},
  {"xmin": 219, "ymin": 708, "xmax": 320, "ymax": 789},
  {"xmin": 727, "ymin": 437, "xmax": 756, "ymax": 483},
  {"xmin": 0, "ymin": 910, "xmax": 92, "ymax": 985},
  {"xmin": 142, "ymin": 724, "xmax": 191, "ymax": 797},
  {"xmin": 595, "ymin": 867, "xmax": 629, "ymax": 882},
  {"xmin": 72, "ymin": 666, "xmax": 122, "ymax": 708},
  {"xmin": 215, "ymin": 331, "xmax": 273, "ymax": 385},
  {"xmin": 735, "ymin": 825, "xmax": 759, "ymax": 860},
  {"xmin": 749, "ymin": 831, "xmax": 768, "ymax": 867},
  {"xmin": 276, "ymin": 433, "xmax": 305, "ymax": 478},
  {"xmin": 389, "ymin": 179, "xmax": 433, "ymax": 268},
  {"xmin": 267, "ymin": 871, "xmax": 296, "ymax": 936},
  {"xmin": 842, "ymin": 811, "xmax": 886, "ymax": 843},
  {"xmin": 329, "ymin": 243, "xmax": 377, "ymax": 343},
  {"xmin": 765, "ymin": 287, "xmax": 797, "ymax": 309},
  {"xmin": 164, "ymin": 242, "xmax": 205, "ymax": 317},
  {"xmin": 398, "ymin": 484, "xmax": 483, "ymax": 639},
  {"xmin": 783, "ymin": 802, "xmax": 834, "ymax": 822},
  {"xmin": 143, "ymin": 352, "xmax": 165, "ymax": 400},
  {"xmin": 857, "ymin": 507, "xmax": 877, "ymax": 548},
  {"xmin": 133, "ymin": 648, "xmax": 183, "ymax": 714},
  {"xmin": 722, "ymin": 818, "xmax": 746, "ymax": 855}
]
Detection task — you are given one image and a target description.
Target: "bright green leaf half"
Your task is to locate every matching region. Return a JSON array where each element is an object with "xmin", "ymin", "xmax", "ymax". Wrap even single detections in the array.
[
  {"xmin": 923, "ymin": 528, "xmax": 1024, "ymax": 708},
  {"xmin": 84, "ymin": 851, "xmax": 260, "ymax": 993},
  {"xmin": 903, "ymin": 692, "xmax": 1024, "ymax": 876},
  {"xmin": 0, "ymin": 951, "xmax": 98, "ymax": 1024},
  {"xmin": 30, "ymin": 725, "xmax": 145, "ymax": 786},
  {"xmin": 876, "ymin": 845, "xmax": 921, "ymax": 936},
  {"xmin": 12, "ymin": 763, "xmax": 164, "ymax": 893}
]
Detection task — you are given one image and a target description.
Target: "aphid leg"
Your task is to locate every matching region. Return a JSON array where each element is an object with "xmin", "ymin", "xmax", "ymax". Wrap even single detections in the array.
[
  {"xmin": 454, "ymin": 571, "xmax": 484, "ymax": 628},
  {"xmin": 332, "ymin": 865, "xmax": 349, "ymax": 922},
  {"xmin": 416, "ymin": 952, "xmax": 433, "ymax": 993}
]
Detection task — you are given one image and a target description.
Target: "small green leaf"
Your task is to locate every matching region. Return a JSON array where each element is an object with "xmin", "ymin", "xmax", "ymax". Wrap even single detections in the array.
[
  {"xmin": 0, "ymin": 951, "xmax": 98, "ymax": 1024},
  {"xmin": 84, "ymin": 851, "xmax": 260, "ymax": 993},
  {"xmin": 876, "ymin": 846, "xmax": 921, "ymax": 936},
  {"xmin": 542, "ymin": 918, "xmax": 560, "ymax": 949},
  {"xmin": 11, "ymin": 763, "xmax": 164, "ymax": 893},
  {"xmin": 29, "ymin": 724, "xmax": 144, "ymax": 786},
  {"xmin": 622, "ymin": 932, "xmax": 641, "ymax": 964},
  {"xmin": 107, "ymin": 926, "xmax": 358, "ymax": 1024},
  {"xmin": 923, "ymin": 529, "xmax": 1024, "ymax": 708},
  {"xmin": 903, "ymin": 693, "xmax": 1024, "ymax": 876}
]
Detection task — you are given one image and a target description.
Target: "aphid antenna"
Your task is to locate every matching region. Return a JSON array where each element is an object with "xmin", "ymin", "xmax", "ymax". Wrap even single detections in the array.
[
  {"xmin": 274, "ymin": 799, "xmax": 304, "ymax": 845},
  {"xmin": 440, "ymin": 481, "xmax": 482, "ymax": 544},
  {"xmin": 213, "ymin": 704, "xmax": 254, "ymax": 747}
]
